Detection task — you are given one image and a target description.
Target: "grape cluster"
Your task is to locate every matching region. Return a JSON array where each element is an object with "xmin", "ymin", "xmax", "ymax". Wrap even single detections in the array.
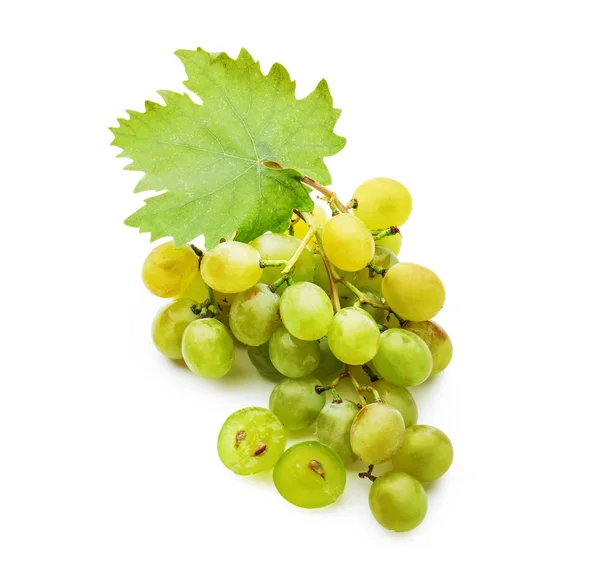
[{"xmin": 143, "ymin": 177, "xmax": 454, "ymax": 532}]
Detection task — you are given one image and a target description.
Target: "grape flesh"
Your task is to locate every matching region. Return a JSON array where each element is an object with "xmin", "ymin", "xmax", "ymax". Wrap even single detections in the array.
[
  {"xmin": 280, "ymin": 282, "xmax": 334, "ymax": 341},
  {"xmin": 142, "ymin": 241, "xmax": 198, "ymax": 298},
  {"xmin": 373, "ymin": 329, "xmax": 432, "ymax": 387},
  {"xmin": 178, "ymin": 271, "xmax": 208, "ymax": 303},
  {"xmin": 201, "ymin": 241, "xmax": 262, "ymax": 294},
  {"xmin": 316, "ymin": 400, "xmax": 359, "ymax": 465},
  {"xmin": 269, "ymin": 376, "xmax": 325, "ymax": 431},
  {"xmin": 268, "ymin": 325, "xmax": 320, "ymax": 378},
  {"xmin": 382, "ymin": 262, "xmax": 445, "ymax": 321},
  {"xmin": 217, "ymin": 407, "xmax": 286, "ymax": 475},
  {"xmin": 392, "ymin": 425, "xmax": 454, "ymax": 481},
  {"xmin": 350, "ymin": 402, "xmax": 405, "ymax": 464},
  {"xmin": 182, "ymin": 318, "xmax": 235, "ymax": 378},
  {"xmin": 370, "ymin": 379, "xmax": 418, "ymax": 426},
  {"xmin": 151, "ymin": 299, "xmax": 198, "ymax": 360},
  {"xmin": 353, "ymin": 177, "xmax": 412, "ymax": 228},
  {"xmin": 328, "ymin": 307, "xmax": 380, "ymax": 365},
  {"xmin": 369, "ymin": 472, "xmax": 427, "ymax": 532},
  {"xmin": 247, "ymin": 343, "xmax": 283, "ymax": 381},
  {"xmin": 273, "ymin": 441, "xmax": 346, "ymax": 508},
  {"xmin": 339, "ymin": 286, "xmax": 386, "ymax": 324},
  {"xmin": 354, "ymin": 246, "xmax": 399, "ymax": 293},
  {"xmin": 313, "ymin": 337, "xmax": 344, "ymax": 384},
  {"xmin": 229, "ymin": 284, "xmax": 280, "ymax": 346},
  {"xmin": 403, "ymin": 320, "xmax": 453, "ymax": 375},
  {"xmin": 322, "ymin": 214, "xmax": 374, "ymax": 272}
]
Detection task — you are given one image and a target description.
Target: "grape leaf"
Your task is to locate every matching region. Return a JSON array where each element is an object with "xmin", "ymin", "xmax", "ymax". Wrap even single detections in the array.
[{"xmin": 110, "ymin": 48, "xmax": 346, "ymax": 247}]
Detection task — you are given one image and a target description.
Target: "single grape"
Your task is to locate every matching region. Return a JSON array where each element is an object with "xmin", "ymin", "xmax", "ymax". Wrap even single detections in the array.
[
  {"xmin": 151, "ymin": 299, "xmax": 198, "ymax": 360},
  {"xmin": 350, "ymin": 402, "xmax": 405, "ymax": 464},
  {"xmin": 370, "ymin": 379, "xmax": 418, "ymax": 426},
  {"xmin": 313, "ymin": 337, "xmax": 344, "ymax": 384},
  {"xmin": 392, "ymin": 425, "xmax": 454, "ymax": 481},
  {"xmin": 353, "ymin": 177, "xmax": 412, "ymax": 228},
  {"xmin": 369, "ymin": 472, "xmax": 427, "ymax": 532},
  {"xmin": 382, "ymin": 262, "xmax": 445, "ymax": 322},
  {"xmin": 212, "ymin": 290, "xmax": 237, "ymax": 315},
  {"xmin": 273, "ymin": 441, "xmax": 346, "ymax": 508},
  {"xmin": 322, "ymin": 214, "xmax": 374, "ymax": 272},
  {"xmin": 247, "ymin": 343, "xmax": 283, "ymax": 381},
  {"xmin": 269, "ymin": 325, "xmax": 320, "ymax": 378},
  {"xmin": 403, "ymin": 320, "xmax": 453, "ymax": 375},
  {"xmin": 269, "ymin": 376, "xmax": 325, "ymax": 431},
  {"xmin": 328, "ymin": 307, "xmax": 380, "ymax": 365},
  {"xmin": 177, "ymin": 271, "xmax": 208, "ymax": 303},
  {"xmin": 201, "ymin": 241, "xmax": 262, "ymax": 294},
  {"xmin": 339, "ymin": 286, "xmax": 386, "ymax": 323},
  {"xmin": 290, "ymin": 204, "xmax": 327, "ymax": 246},
  {"xmin": 316, "ymin": 400, "xmax": 360, "ymax": 465},
  {"xmin": 142, "ymin": 240, "xmax": 199, "ymax": 298},
  {"xmin": 372, "ymin": 329, "xmax": 432, "ymax": 387},
  {"xmin": 280, "ymin": 282, "xmax": 333, "ymax": 341},
  {"xmin": 217, "ymin": 407, "xmax": 286, "ymax": 475},
  {"xmin": 182, "ymin": 318, "xmax": 235, "ymax": 378},
  {"xmin": 229, "ymin": 284, "xmax": 280, "ymax": 346},
  {"xmin": 377, "ymin": 233, "xmax": 402, "ymax": 255},
  {"xmin": 354, "ymin": 246, "xmax": 399, "ymax": 293}
]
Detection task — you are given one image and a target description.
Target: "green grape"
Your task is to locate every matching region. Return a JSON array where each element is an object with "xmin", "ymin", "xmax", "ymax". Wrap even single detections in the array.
[
  {"xmin": 328, "ymin": 307, "xmax": 380, "ymax": 365},
  {"xmin": 142, "ymin": 240, "xmax": 199, "ymax": 298},
  {"xmin": 372, "ymin": 329, "xmax": 432, "ymax": 387},
  {"xmin": 377, "ymin": 232, "xmax": 402, "ymax": 255},
  {"xmin": 392, "ymin": 425, "xmax": 454, "ymax": 481},
  {"xmin": 217, "ymin": 407, "xmax": 286, "ymax": 475},
  {"xmin": 339, "ymin": 286, "xmax": 386, "ymax": 324},
  {"xmin": 201, "ymin": 241, "xmax": 262, "ymax": 294},
  {"xmin": 212, "ymin": 290, "xmax": 237, "ymax": 315},
  {"xmin": 289, "ymin": 205, "xmax": 327, "ymax": 247},
  {"xmin": 370, "ymin": 380, "xmax": 418, "ymax": 426},
  {"xmin": 369, "ymin": 472, "xmax": 427, "ymax": 532},
  {"xmin": 269, "ymin": 325, "xmax": 320, "ymax": 378},
  {"xmin": 354, "ymin": 246, "xmax": 399, "ymax": 293},
  {"xmin": 382, "ymin": 262, "xmax": 445, "ymax": 321},
  {"xmin": 269, "ymin": 376, "xmax": 325, "ymax": 431},
  {"xmin": 353, "ymin": 177, "xmax": 412, "ymax": 228},
  {"xmin": 279, "ymin": 282, "xmax": 333, "ymax": 341},
  {"xmin": 403, "ymin": 320, "xmax": 453, "ymax": 375},
  {"xmin": 177, "ymin": 271, "xmax": 208, "ymax": 303},
  {"xmin": 182, "ymin": 318, "xmax": 235, "ymax": 378},
  {"xmin": 151, "ymin": 299, "xmax": 198, "ymax": 360},
  {"xmin": 350, "ymin": 402, "xmax": 405, "ymax": 464},
  {"xmin": 322, "ymin": 214, "xmax": 374, "ymax": 272},
  {"xmin": 229, "ymin": 284, "xmax": 280, "ymax": 346},
  {"xmin": 273, "ymin": 441, "xmax": 346, "ymax": 508},
  {"xmin": 316, "ymin": 400, "xmax": 359, "ymax": 465},
  {"xmin": 247, "ymin": 343, "xmax": 283, "ymax": 381},
  {"xmin": 313, "ymin": 337, "xmax": 344, "ymax": 384}
]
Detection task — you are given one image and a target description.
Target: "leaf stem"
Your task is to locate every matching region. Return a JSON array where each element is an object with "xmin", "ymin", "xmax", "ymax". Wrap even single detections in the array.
[{"xmin": 301, "ymin": 176, "xmax": 349, "ymax": 214}]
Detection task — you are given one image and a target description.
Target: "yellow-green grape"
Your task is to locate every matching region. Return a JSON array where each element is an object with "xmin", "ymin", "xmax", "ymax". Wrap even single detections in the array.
[
  {"xmin": 142, "ymin": 240, "xmax": 199, "ymax": 298},
  {"xmin": 201, "ymin": 241, "xmax": 262, "ymax": 294},
  {"xmin": 268, "ymin": 325, "xmax": 320, "ymax": 378},
  {"xmin": 316, "ymin": 400, "xmax": 359, "ymax": 465},
  {"xmin": 370, "ymin": 379, "xmax": 418, "ymax": 426},
  {"xmin": 382, "ymin": 262, "xmax": 445, "ymax": 321},
  {"xmin": 377, "ymin": 232, "xmax": 402, "ymax": 255},
  {"xmin": 151, "ymin": 299, "xmax": 198, "ymax": 360},
  {"xmin": 353, "ymin": 177, "xmax": 412, "ymax": 228},
  {"xmin": 350, "ymin": 402, "xmax": 405, "ymax": 464},
  {"xmin": 268, "ymin": 376, "xmax": 325, "ymax": 431},
  {"xmin": 355, "ymin": 246, "xmax": 399, "ymax": 293},
  {"xmin": 313, "ymin": 337, "xmax": 344, "ymax": 384},
  {"xmin": 212, "ymin": 290, "xmax": 237, "ymax": 315},
  {"xmin": 247, "ymin": 343, "xmax": 283, "ymax": 381},
  {"xmin": 339, "ymin": 286, "xmax": 386, "ymax": 324},
  {"xmin": 328, "ymin": 307, "xmax": 380, "ymax": 365},
  {"xmin": 290, "ymin": 204, "xmax": 327, "ymax": 247},
  {"xmin": 403, "ymin": 320, "xmax": 453, "ymax": 375},
  {"xmin": 229, "ymin": 284, "xmax": 280, "ymax": 346},
  {"xmin": 369, "ymin": 472, "xmax": 427, "ymax": 532},
  {"xmin": 182, "ymin": 318, "xmax": 235, "ymax": 378},
  {"xmin": 392, "ymin": 425, "xmax": 454, "ymax": 482},
  {"xmin": 217, "ymin": 407, "xmax": 286, "ymax": 475},
  {"xmin": 280, "ymin": 282, "xmax": 333, "ymax": 341},
  {"xmin": 322, "ymin": 214, "xmax": 374, "ymax": 272},
  {"xmin": 178, "ymin": 271, "xmax": 208, "ymax": 303},
  {"xmin": 373, "ymin": 329, "xmax": 432, "ymax": 387},
  {"xmin": 273, "ymin": 441, "xmax": 346, "ymax": 508}
]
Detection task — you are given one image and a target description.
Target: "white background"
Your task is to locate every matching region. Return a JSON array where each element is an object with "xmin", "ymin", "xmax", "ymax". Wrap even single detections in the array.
[{"xmin": 2, "ymin": 1, "xmax": 599, "ymax": 582}]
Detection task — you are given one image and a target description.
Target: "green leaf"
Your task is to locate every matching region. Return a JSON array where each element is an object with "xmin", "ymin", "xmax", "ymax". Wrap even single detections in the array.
[{"xmin": 111, "ymin": 48, "xmax": 346, "ymax": 247}]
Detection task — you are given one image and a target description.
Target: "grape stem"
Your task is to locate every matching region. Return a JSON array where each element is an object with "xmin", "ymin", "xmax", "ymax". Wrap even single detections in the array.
[
  {"xmin": 347, "ymin": 367, "xmax": 381, "ymax": 403},
  {"xmin": 358, "ymin": 465, "xmax": 377, "ymax": 482},
  {"xmin": 301, "ymin": 175, "xmax": 349, "ymax": 214},
  {"xmin": 367, "ymin": 262, "xmax": 387, "ymax": 277},
  {"xmin": 372, "ymin": 226, "xmax": 400, "ymax": 241},
  {"xmin": 206, "ymin": 287, "xmax": 224, "ymax": 315},
  {"xmin": 362, "ymin": 364, "xmax": 380, "ymax": 382},
  {"xmin": 281, "ymin": 224, "xmax": 316, "ymax": 277},
  {"xmin": 260, "ymin": 259, "xmax": 287, "ymax": 268}
]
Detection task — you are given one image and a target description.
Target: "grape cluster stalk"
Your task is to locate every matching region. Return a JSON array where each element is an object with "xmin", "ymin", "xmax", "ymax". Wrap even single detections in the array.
[{"xmin": 144, "ymin": 177, "xmax": 454, "ymax": 531}]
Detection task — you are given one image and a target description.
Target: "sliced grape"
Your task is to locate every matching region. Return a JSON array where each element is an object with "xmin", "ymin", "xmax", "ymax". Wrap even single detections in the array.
[
  {"xmin": 201, "ymin": 241, "xmax": 262, "ymax": 294},
  {"xmin": 370, "ymin": 380, "xmax": 418, "ymax": 427},
  {"xmin": 229, "ymin": 284, "xmax": 280, "ymax": 346},
  {"xmin": 247, "ymin": 343, "xmax": 283, "ymax": 381},
  {"xmin": 403, "ymin": 320, "xmax": 453, "ymax": 375},
  {"xmin": 316, "ymin": 400, "xmax": 360, "ymax": 465},
  {"xmin": 269, "ymin": 325, "xmax": 320, "ymax": 378},
  {"xmin": 313, "ymin": 337, "xmax": 344, "ymax": 384},
  {"xmin": 142, "ymin": 240, "xmax": 199, "ymax": 298},
  {"xmin": 151, "ymin": 299, "xmax": 198, "ymax": 359},
  {"xmin": 182, "ymin": 318, "xmax": 234, "ymax": 378},
  {"xmin": 328, "ymin": 307, "xmax": 380, "ymax": 365},
  {"xmin": 353, "ymin": 177, "xmax": 412, "ymax": 228},
  {"xmin": 269, "ymin": 376, "xmax": 324, "ymax": 431},
  {"xmin": 322, "ymin": 214, "xmax": 374, "ymax": 272},
  {"xmin": 280, "ymin": 282, "xmax": 333, "ymax": 341}
]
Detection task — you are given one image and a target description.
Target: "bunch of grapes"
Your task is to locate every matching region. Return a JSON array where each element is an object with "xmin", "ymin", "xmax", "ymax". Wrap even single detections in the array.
[{"xmin": 143, "ymin": 177, "xmax": 453, "ymax": 532}]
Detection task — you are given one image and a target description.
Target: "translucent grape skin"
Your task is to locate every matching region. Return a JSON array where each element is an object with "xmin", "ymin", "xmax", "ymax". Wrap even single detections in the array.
[
  {"xmin": 229, "ymin": 284, "xmax": 280, "ymax": 346},
  {"xmin": 142, "ymin": 240, "xmax": 199, "ymax": 298},
  {"xmin": 373, "ymin": 329, "xmax": 433, "ymax": 387},
  {"xmin": 382, "ymin": 262, "xmax": 445, "ymax": 322},
  {"xmin": 316, "ymin": 400, "xmax": 360, "ymax": 465},
  {"xmin": 350, "ymin": 402, "xmax": 405, "ymax": 464},
  {"xmin": 151, "ymin": 299, "xmax": 198, "ymax": 360},
  {"xmin": 403, "ymin": 320, "xmax": 453, "ymax": 375},
  {"xmin": 247, "ymin": 343, "xmax": 283, "ymax": 381},
  {"xmin": 369, "ymin": 472, "xmax": 428, "ymax": 532},
  {"xmin": 217, "ymin": 407, "xmax": 287, "ymax": 475},
  {"xmin": 280, "ymin": 282, "xmax": 333, "ymax": 341},
  {"xmin": 353, "ymin": 177, "xmax": 412, "ymax": 228},
  {"xmin": 328, "ymin": 307, "xmax": 380, "ymax": 365},
  {"xmin": 392, "ymin": 425, "xmax": 454, "ymax": 482},
  {"xmin": 268, "ymin": 325, "xmax": 320, "ymax": 378},
  {"xmin": 201, "ymin": 241, "xmax": 262, "ymax": 294},
  {"xmin": 182, "ymin": 318, "xmax": 235, "ymax": 378},
  {"xmin": 177, "ymin": 271, "xmax": 208, "ymax": 303},
  {"xmin": 322, "ymin": 213, "xmax": 375, "ymax": 272},
  {"xmin": 273, "ymin": 441, "xmax": 346, "ymax": 508},
  {"xmin": 313, "ymin": 337, "xmax": 344, "ymax": 384},
  {"xmin": 269, "ymin": 376, "xmax": 325, "ymax": 431},
  {"xmin": 339, "ymin": 286, "xmax": 386, "ymax": 324},
  {"xmin": 355, "ymin": 246, "xmax": 399, "ymax": 293},
  {"xmin": 370, "ymin": 379, "xmax": 418, "ymax": 426}
]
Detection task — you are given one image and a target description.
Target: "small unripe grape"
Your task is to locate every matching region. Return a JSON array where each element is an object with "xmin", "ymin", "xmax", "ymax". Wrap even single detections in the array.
[
  {"xmin": 322, "ymin": 214, "xmax": 374, "ymax": 272},
  {"xmin": 353, "ymin": 177, "xmax": 412, "ymax": 228},
  {"xmin": 201, "ymin": 241, "xmax": 262, "ymax": 294},
  {"xmin": 142, "ymin": 240, "xmax": 198, "ymax": 298}
]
